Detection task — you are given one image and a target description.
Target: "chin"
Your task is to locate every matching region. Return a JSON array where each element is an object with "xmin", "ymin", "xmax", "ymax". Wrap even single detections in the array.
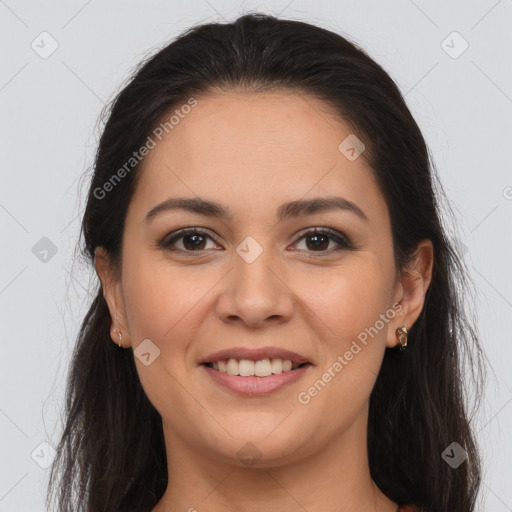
[{"xmin": 205, "ymin": 425, "xmax": 314, "ymax": 468}]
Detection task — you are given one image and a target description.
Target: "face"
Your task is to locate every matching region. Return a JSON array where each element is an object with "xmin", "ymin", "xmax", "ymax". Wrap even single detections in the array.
[{"xmin": 97, "ymin": 90, "xmax": 427, "ymax": 468}]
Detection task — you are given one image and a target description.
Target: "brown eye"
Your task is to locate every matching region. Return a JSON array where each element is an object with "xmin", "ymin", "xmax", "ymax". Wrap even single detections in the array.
[
  {"xmin": 160, "ymin": 228, "xmax": 220, "ymax": 252},
  {"xmin": 291, "ymin": 228, "xmax": 352, "ymax": 254},
  {"xmin": 181, "ymin": 233, "xmax": 207, "ymax": 250}
]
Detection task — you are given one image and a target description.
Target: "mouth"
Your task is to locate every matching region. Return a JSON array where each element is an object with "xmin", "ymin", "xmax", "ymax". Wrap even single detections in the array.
[
  {"xmin": 201, "ymin": 358, "xmax": 313, "ymax": 396},
  {"xmin": 202, "ymin": 359, "xmax": 312, "ymax": 377},
  {"xmin": 198, "ymin": 347, "xmax": 312, "ymax": 395},
  {"xmin": 198, "ymin": 347, "xmax": 314, "ymax": 397}
]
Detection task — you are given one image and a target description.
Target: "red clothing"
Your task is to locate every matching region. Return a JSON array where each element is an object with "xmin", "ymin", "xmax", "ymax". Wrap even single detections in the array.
[{"xmin": 399, "ymin": 506, "xmax": 420, "ymax": 512}]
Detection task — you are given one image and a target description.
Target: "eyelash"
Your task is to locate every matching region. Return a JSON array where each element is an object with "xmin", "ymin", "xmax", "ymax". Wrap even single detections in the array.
[{"xmin": 159, "ymin": 227, "xmax": 353, "ymax": 256}]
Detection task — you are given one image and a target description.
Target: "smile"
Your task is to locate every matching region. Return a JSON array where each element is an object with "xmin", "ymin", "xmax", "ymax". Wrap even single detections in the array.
[
  {"xmin": 201, "ymin": 359, "xmax": 313, "ymax": 396},
  {"xmin": 203, "ymin": 357, "xmax": 310, "ymax": 377}
]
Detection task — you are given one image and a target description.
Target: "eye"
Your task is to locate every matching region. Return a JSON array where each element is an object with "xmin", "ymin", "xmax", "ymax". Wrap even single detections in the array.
[
  {"xmin": 290, "ymin": 228, "xmax": 353, "ymax": 254},
  {"xmin": 159, "ymin": 228, "xmax": 221, "ymax": 253}
]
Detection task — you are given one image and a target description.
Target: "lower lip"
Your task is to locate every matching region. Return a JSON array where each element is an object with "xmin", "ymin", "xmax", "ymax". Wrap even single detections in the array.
[{"xmin": 201, "ymin": 364, "xmax": 312, "ymax": 396}]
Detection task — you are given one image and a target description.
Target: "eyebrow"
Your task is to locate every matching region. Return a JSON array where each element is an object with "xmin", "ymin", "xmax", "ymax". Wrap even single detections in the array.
[{"xmin": 144, "ymin": 196, "xmax": 369, "ymax": 223}]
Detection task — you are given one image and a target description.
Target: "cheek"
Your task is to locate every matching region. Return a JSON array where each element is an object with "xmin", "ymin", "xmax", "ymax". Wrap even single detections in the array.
[
  {"xmin": 303, "ymin": 261, "xmax": 394, "ymax": 341},
  {"xmin": 298, "ymin": 262, "xmax": 393, "ymax": 407},
  {"xmin": 120, "ymin": 258, "xmax": 209, "ymax": 415},
  {"xmin": 121, "ymin": 256, "xmax": 215, "ymax": 342}
]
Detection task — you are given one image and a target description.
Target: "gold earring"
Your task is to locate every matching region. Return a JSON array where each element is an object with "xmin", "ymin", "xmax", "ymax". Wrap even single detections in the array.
[
  {"xmin": 396, "ymin": 326, "xmax": 408, "ymax": 351},
  {"xmin": 112, "ymin": 327, "xmax": 123, "ymax": 348}
]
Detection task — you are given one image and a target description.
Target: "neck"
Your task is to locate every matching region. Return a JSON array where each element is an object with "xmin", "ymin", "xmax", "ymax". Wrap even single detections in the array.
[{"xmin": 153, "ymin": 405, "xmax": 398, "ymax": 512}]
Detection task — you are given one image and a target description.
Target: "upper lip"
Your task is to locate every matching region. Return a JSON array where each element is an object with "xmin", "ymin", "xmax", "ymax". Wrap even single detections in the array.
[{"xmin": 199, "ymin": 346, "xmax": 310, "ymax": 365}]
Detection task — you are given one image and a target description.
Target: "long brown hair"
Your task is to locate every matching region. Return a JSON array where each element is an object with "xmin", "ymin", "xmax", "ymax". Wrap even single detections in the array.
[{"xmin": 47, "ymin": 13, "xmax": 488, "ymax": 512}]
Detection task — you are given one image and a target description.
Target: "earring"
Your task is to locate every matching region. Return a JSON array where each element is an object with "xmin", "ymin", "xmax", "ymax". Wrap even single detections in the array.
[
  {"xmin": 113, "ymin": 327, "xmax": 123, "ymax": 348},
  {"xmin": 396, "ymin": 326, "xmax": 408, "ymax": 351}
]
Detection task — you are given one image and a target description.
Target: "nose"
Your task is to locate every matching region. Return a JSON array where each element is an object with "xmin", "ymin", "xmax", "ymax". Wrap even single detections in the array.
[{"xmin": 215, "ymin": 247, "xmax": 294, "ymax": 329}]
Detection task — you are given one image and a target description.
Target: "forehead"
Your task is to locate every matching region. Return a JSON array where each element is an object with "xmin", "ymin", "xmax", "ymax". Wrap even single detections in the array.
[{"xmin": 129, "ymin": 90, "xmax": 387, "ymax": 223}]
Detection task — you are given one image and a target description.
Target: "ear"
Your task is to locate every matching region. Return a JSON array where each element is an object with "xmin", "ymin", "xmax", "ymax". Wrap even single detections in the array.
[
  {"xmin": 94, "ymin": 246, "xmax": 131, "ymax": 348},
  {"xmin": 386, "ymin": 239, "xmax": 434, "ymax": 348}
]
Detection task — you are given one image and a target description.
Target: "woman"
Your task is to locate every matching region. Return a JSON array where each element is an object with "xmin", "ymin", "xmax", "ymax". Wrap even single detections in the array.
[{"xmin": 46, "ymin": 13, "xmax": 487, "ymax": 512}]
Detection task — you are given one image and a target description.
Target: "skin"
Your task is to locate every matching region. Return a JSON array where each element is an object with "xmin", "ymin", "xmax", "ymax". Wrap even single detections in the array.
[{"xmin": 95, "ymin": 89, "xmax": 433, "ymax": 512}]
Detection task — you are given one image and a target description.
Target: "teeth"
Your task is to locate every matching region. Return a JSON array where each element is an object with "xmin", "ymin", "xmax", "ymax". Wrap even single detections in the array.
[
  {"xmin": 271, "ymin": 359, "xmax": 283, "ymax": 374},
  {"xmin": 255, "ymin": 359, "xmax": 272, "ymax": 377},
  {"xmin": 239, "ymin": 359, "xmax": 255, "ymax": 377},
  {"xmin": 226, "ymin": 358, "xmax": 238, "ymax": 375},
  {"xmin": 208, "ymin": 358, "xmax": 302, "ymax": 377}
]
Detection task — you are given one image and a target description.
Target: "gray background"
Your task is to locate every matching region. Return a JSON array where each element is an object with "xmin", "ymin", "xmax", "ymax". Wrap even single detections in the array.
[{"xmin": 1, "ymin": 0, "xmax": 511, "ymax": 510}]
